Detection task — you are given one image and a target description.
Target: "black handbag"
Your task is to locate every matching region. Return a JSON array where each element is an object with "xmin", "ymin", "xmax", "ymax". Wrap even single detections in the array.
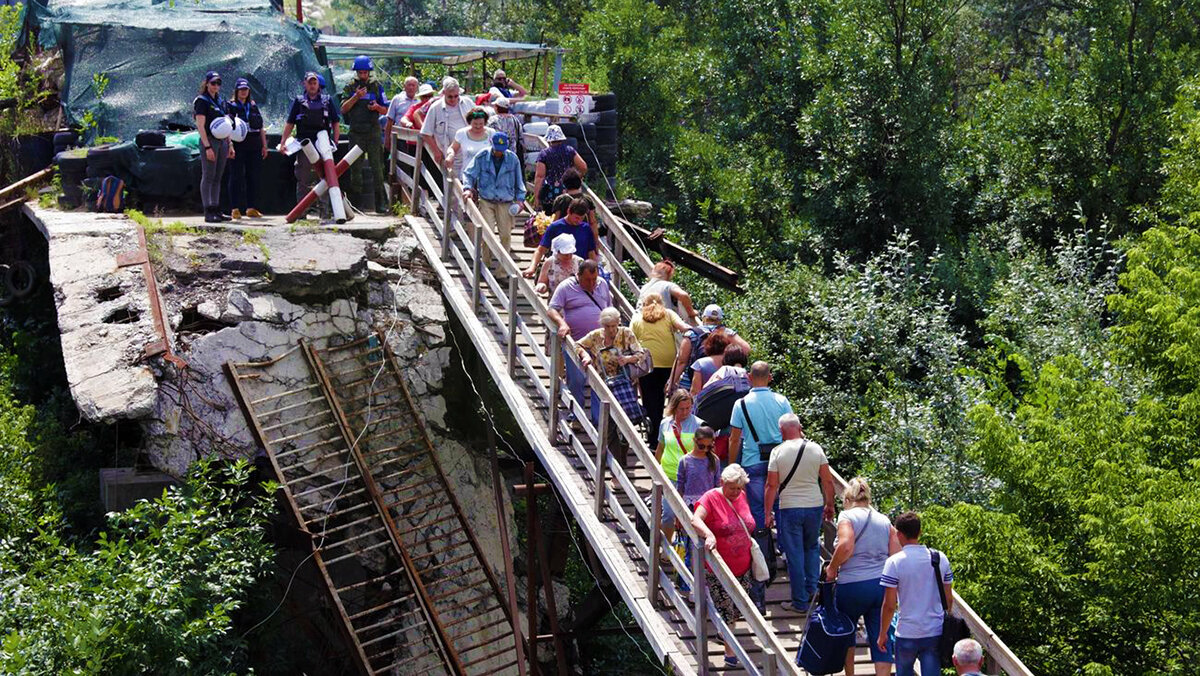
[{"xmin": 931, "ymin": 550, "xmax": 971, "ymax": 664}]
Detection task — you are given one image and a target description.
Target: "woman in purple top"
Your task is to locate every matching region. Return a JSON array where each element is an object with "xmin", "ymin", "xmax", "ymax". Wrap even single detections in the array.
[
  {"xmin": 676, "ymin": 425, "xmax": 722, "ymax": 506},
  {"xmin": 533, "ymin": 125, "xmax": 588, "ymax": 212}
]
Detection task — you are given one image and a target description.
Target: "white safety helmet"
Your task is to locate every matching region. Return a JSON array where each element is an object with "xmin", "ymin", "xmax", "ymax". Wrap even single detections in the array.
[
  {"xmin": 209, "ymin": 116, "xmax": 233, "ymax": 140},
  {"xmin": 229, "ymin": 117, "xmax": 249, "ymax": 143}
]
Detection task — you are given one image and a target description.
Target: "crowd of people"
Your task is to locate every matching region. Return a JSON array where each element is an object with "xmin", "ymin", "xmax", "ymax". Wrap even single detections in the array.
[
  {"xmin": 529, "ymin": 213, "xmax": 972, "ymax": 672},
  {"xmin": 191, "ymin": 61, "xmax": 550, "ymax": 226},
  {"xmin": 190, "ymin": 60, "xmax": 982, "ymax": 676}
]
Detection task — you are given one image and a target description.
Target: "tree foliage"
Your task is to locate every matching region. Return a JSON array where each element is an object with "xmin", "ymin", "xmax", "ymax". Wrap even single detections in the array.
[{"xmin": 0, "ymin": 350, "xmax": 274, "ymax": 674}]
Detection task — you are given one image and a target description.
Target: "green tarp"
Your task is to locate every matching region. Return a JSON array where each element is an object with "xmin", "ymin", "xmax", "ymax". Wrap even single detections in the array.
[{"xmin": 22, "ymin": 0, "xmax": 329, "ymax": 142}]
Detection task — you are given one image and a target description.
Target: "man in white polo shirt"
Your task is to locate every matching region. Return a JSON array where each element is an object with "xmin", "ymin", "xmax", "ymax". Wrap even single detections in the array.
[{"xmin": 879, "ymin": 511, "xmax": 954, "ymax": 676}]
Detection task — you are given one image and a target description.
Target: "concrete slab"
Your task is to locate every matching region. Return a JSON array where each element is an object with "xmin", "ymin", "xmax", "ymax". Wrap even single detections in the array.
[
  {"xmin": 24, "ymin": 204, "xmax": 160, "ymax": 422},
  {"xmin": 166, "ymin": 212, "xmax": 397, "ymax": 241},
  {"xmin": 99, "ymin": 467, "xmax": 178, "ymax": 512}
]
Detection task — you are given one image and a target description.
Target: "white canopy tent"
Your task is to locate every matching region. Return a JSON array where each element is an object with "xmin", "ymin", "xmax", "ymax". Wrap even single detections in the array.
[{"xmin": 316, "ymin": 35, "xmax": 565, "ymax": 92}]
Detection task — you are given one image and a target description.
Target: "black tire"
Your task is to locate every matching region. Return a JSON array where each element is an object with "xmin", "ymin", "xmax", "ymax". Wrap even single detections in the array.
[
  {"xmin": 582, "ymin": 123, "xmax": 597, "ymax": 141},
  {"xmin": 135, "ymin": 131, "xmax": 165, "ymax": 148},
  {"xmin": 592, "ymin": 92, "xmax": 617, "ymax": 112},
  {"xmin": 0, "ymin": 266, "xmax": 11, "ymax": 307},
  {"xmin": 558, "ymin": 122, "xmax": 582, "ymax": 138},
  {"xmin": 56, "ymin": 151, "xmax": 87, "ymax": 173},
  {"xmin": 54, "ymin": 131, "xmax": 78, "ymax": 147},
  {"xmin": 564, "ymin": 137, "xmax": 578, "ymax": 149},
  {"xmin": 5, "ymin": 261, "xmax": 36, "ymax": 299},
  {"xmin": 594, "ymin": 110, "xmax": 618, "ymax": 126},
  {"xmin": 601, "ymin": 159, "xmax": 617, "ymax": 176},
  {"xmin": 596, "ymin": 125, "xmax": 618, "ymax": 145}
]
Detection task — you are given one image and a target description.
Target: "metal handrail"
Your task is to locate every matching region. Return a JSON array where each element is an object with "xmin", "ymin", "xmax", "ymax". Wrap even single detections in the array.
[
  {"xmin": 426, "ymin": 168, "xmax": 795, "ymax": 675},
  {"xmin": 399, "ymin": 128, "xmax": 1033, "ymax": 676}
]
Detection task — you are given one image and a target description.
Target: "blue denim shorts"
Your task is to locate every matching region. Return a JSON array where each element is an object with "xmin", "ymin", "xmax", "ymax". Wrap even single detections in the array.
[{"xmin": 835, "ymin": 578, "xmax": 893, "ymax": 664}]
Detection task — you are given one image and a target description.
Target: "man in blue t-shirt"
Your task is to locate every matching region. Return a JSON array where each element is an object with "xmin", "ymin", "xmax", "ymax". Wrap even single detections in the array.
[
  {"xmin": 728, "ymin": 360, "xmax": 793, "ymax": 612},
  {"xmin": 523, "ymin": 197, "xmax": 598, "ymax": 278}
]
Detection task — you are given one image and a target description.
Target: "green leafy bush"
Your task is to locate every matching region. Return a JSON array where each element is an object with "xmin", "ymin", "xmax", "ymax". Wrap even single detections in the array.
[{"xmin": 0, "ymin": 346, "xmax": 274, "ymax": 674}]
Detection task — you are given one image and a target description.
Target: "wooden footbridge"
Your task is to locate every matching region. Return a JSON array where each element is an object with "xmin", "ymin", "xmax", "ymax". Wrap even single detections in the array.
[{"xmin": 374, "ymin": 129, "xmax": 1034, "ymax": 676}]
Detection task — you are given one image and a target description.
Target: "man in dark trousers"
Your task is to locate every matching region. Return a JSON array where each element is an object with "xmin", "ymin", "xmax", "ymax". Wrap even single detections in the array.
[
  {"xmin": 278, "ymin": 72, "xmax": 339, "ymax": 220},
  {"xmin": 341, "ymin": 55, "xmax": 389, "ymax": 213}
]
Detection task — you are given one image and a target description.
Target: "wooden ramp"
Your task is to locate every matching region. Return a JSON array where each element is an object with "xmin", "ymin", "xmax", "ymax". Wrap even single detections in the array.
[
  {"xmin": 390, "ymin": 127, "xmax": 1032, "ymax": 676},
  {"xmin": 225, "ymin": 338, "xmax": 523, "ymax": 676}
]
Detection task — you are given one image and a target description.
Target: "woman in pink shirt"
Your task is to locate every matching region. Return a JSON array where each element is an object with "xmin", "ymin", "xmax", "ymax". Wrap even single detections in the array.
[{"xmin": 691, "ymin": 463, "xmax": 756, "ymax": 667}]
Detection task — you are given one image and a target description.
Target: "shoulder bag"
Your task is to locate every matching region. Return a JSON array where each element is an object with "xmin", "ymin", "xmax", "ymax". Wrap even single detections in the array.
[
  {"xmin": 777, "ymin": 440, "xmax": 809, "ymax": 494},
  {"xmin": 724, "ymin": 495, "xmax": 769, "ymax": 582},
  {"xmin": 739, "ymin": 399, "xmax": 780, "ymax": 461},
  {"xmin": 931, "ymin": 549, "xmax": 971, "ymax": 664}
]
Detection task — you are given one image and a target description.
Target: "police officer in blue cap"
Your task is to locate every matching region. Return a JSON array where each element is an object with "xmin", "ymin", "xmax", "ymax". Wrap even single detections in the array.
[
  {"xmin": 340, "ymin": 55, "xmax": 389, "ymax": 213},
  {"xmin": 279, "ymin": 72, "xmax": 340, "ymax": 219},
  {"xmin": 225, "ymin": 77, "xmax": 267, "ymax": 219}
]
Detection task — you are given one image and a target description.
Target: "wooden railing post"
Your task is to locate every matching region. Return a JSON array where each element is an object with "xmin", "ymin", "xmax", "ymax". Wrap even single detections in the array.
[
  {"xmin": 471, "ymin": 209, "xmax": 484, "ymax": 313},
  {"xmin": 388, "ymin": 130, "xmax": 397, "ymax": 206},
  {"xmin": 506, "ymin": 275, "xmax": 519, "ymax": 376},
  {"xmin": 593, "ymin": 400, "xmax": 610, "ymax": 519},
  {"xmin": 648, "ymin": 482, "xmax": 663, "ymax": 609},
  {"xmin": 410, "ymin": 134, "xmax": 424, "ymax": 212},
  {"xmin": 441, "ymin": 171, "xmax": 452, "ymax": 261},
  {"xmin": 693, "ymin": 538, "xmax": 709, "ymax": 676},
  {"xmin": 548, "ymin": 332, "xmax": 561, "ymax": 436}
]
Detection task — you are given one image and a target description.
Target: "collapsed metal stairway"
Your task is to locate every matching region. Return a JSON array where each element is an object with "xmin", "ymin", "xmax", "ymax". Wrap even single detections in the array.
[{"xmin": 225, "ymin": 334, "xmax": 523, "ymax": 676}]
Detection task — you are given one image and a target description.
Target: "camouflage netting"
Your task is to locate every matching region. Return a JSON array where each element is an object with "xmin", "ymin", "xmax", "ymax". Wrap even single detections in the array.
[{"xmin": 21, "ymin": 0, "xmax": 330, "ymax": 142}]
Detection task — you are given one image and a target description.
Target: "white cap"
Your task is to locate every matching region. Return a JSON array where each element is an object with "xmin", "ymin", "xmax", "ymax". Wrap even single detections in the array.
[
  {"xmin": 416, "ymin": 83, "xmax": 436, "ymax": 97},
  {"xmin": 545, "ymin": 125, "xmax": 566, "ymax": 143},
  {"xmin": 551, "ymin": 233, "xmax": 576, "ymax": 255},
  {"xmin": 702, "ymin": 304, "xmax": 723, "ymax": 321},
  {"xmin": 494, "ymin": 96, "xmax": 511, "ymax": 109}
]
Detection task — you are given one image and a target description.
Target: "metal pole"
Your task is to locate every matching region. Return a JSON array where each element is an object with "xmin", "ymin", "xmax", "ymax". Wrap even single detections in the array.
[
  {"xmin": 524, "ymin": 463, "xmax": 539, "ymax": 673},
  {"xmin": 648, "ymin": 482, "xmax": 663, "ymax": 609},
  {"xmin": 488, "ymin": 427, "xmax": 529, "ymax": 676},
  {"xmin": 471, "ymin": 211, "xmax": 483, "ymax": 313},
  {"xmin": 693, "ymin": 538, "xmax": 708, "ymax": 676},
  {"xmin": 548, "ymin": 333, "xmax": 561, "ymax": 434},
  {"xmin": 295, "ymin": 0, "xmax": 303, "ymax": 22},
  {"xmin": 507, "ymin": 275, "xmax": 519, "ymax": 377},
  {"xmin": 592, "ymin": 400, "xmax": 610, "ymax": 519},
  {"xmin": 764, "ymin": 648, "xmax": 778, "ymax": 676}
]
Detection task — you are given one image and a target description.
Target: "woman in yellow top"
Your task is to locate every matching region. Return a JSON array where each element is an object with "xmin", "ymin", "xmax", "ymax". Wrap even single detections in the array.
[{"xmin": 631, "ymin": 294, "xmax": 690, "ymax": 448}]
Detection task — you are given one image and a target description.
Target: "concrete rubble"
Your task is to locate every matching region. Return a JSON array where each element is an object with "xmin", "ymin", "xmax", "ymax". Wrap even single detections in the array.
[{"xmin": 26, "ymin": 204, "xmax": 524, "ymax": 650}]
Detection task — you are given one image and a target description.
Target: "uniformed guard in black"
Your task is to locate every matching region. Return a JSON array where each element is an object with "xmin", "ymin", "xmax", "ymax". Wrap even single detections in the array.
[
  {"xmin": 225, "ymin": 77, "xmax": 267, "ymax": 219},
  {"xmin": 193, "ymin": 70, "xmax": 232, "ymax": 222},
  {"xmin": 340, "ymin": 55, "xmax": 389, "ymax": 213},
  {"xmin": 279, "ymin": 72, "xmax": 340, "ymax": 219}
]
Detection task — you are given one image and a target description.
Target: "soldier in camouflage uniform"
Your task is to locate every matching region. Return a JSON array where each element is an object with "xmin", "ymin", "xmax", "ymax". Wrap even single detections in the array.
[{"xmin": 340, "ymin": 55, "xmax": 389, "ymax": 213}]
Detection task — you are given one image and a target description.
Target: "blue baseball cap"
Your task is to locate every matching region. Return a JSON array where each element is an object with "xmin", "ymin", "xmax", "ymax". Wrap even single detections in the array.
[
  {"xmin": 204, "ymin": 71, "xmax": 221, "ymax": 84},
  {"xmin": 491, "ymin": 131, "xmax": 510, "ymax": 150},
  {"xmin": 234, "ymin": 77, "xmax": 250, "ymax": 90}
]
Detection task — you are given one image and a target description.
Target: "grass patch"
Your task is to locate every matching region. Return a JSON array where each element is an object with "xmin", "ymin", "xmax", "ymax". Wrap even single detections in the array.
[{"xmin": 242, "ymin": 228, "xmax": 270, "ymax": 261}]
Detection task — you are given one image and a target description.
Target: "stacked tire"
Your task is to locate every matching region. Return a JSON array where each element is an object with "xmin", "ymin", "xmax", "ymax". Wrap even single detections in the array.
[
  {"xmin": 55, "ymin": 149, "xmax": 88, "ymax": 209},
  {"xmin": 575, "ymin": 93, "xmax": 618, "ymax": 177}
]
